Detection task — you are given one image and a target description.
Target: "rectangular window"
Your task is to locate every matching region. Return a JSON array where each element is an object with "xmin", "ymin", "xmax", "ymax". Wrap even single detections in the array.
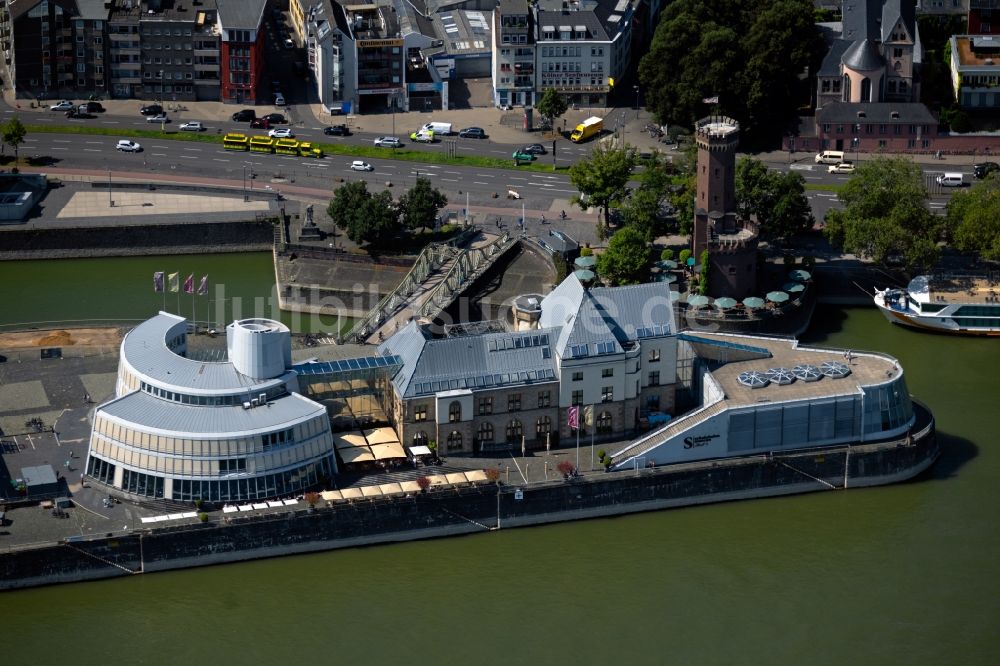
[
  {"xmin": 571, "ymin": 390, "xmax": 583, "ymax": 406},
  {"xmin": 648, "ymin": 371, "xmax": 660, "ymax": 387},
  {"xmin": 508, "ymin": 393, "xmax": 521, "ymax": 411},
  {"xmin": 538, "ymin": 390, "xmax": 551, "ymax": 408},
  {"xmin": 878, "ymin": 139, "xmax": 887, "ymax": 148},
  {"xmin": 572, "ymin": 371, "xmax": 583, "ymax": 381},
  {"xmin": 601, "ymin": 368, "xmax": 613, "ymax": 378},
  {"xmin": 413, "ymin": 404, "xmax": 428, "ymax": 422},
  {"xmin": 648, "ymin": 349, "xmax": 660, "ymax": 362},
  {"xmin": 601, "ymin": 386, "xmax": 613, "ymax": 403},
  {"xmin": 477, "ymin": 397, "xmax": 493, "ymax": 416}
]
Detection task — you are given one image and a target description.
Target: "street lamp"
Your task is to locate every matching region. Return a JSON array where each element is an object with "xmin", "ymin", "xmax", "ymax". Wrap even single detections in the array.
[
  {"xmin": 242, "ymin": 165, "xmax": 248, "ymax": 202},
  {"xmin": 108, "ymin": 168, "xmax": 113, "ymax": 208},
  {"xmin": 633, "ymin": 85, "xmax": 640, "ymax": 118},
  {"xmin": 854, "ymin": 123, "xmax": 861, "ymax": 164}
]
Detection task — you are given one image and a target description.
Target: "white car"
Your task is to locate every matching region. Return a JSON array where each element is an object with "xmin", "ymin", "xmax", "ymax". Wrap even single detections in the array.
[
  {"xmin": 283, "ymin": 38, "xmax": 295, "ymax": 50},
  {"xmin": 179, "ymin": 121, "xmax": 204, "ymax": 132},
  {"xmin": 350, "ymin": 160, "xmax": 373, "ymax": 172},
  {"xmin": 146, "ymin": 113, "xmax": 169, "ymax": 123},
  {"xmin": 273, "ymin": 93, "xmax": 286, "ymax": 106},
  {"xmin": 373, "ymin": 136, "xmax": 402, "ymax": 148},
  {"xmin": 409, "ymin": 130, "xmax": 434, "ymax": 143},
  {"xmin": 116, "ymin": 140, "xmax": 142, "ymax": 152},
  {"xmin": 268, "ymin": 128, "xmax": 294, "ymax": 138},
  {"xmin": 50, "ymin": 100, "xmax": 75, "ymax": 111},
  {"xmin": 828, "ymin": 161, "xmax": 856, "ymax": 174}
]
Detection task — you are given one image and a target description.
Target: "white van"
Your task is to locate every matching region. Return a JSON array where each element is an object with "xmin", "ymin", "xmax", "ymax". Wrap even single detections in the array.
[
  {"xmin": 815, "ymin": 150, "xmax": 845, "ymax": 164},
  {"xmin": 422, "ymin": 121, "xmax": 453, "ymax": 135},
  {"xmin": 936, "ymin": 172, "xmax": 965, "ymax": 187}
]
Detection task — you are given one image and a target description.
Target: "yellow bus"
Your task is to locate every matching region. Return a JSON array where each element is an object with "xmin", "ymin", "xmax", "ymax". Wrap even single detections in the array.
[
  {"xmin": 297, "ymin": 142, "xmax": 323, "ymax": 158},
  {"xmin": 274, "ymin": 138, "xmax": 300, "ymax": 155},
  {"xmin": 222, "ymin": 132, "xmax": 249, "ymax": 151},
  {"xmin": 249, "ymin": 136, "xmax": 275, "ymax": 153}
]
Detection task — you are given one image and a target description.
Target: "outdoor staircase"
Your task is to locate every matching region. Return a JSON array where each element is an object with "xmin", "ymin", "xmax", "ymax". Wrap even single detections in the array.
[{"xmin": 611, "ymin": 400, "xmax": 728, "ymax": 467}]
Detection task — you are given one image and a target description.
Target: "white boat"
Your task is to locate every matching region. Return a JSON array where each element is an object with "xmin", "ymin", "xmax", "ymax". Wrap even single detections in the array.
[{"xmin": 874, "ymin": 275, "xmax": 1000, "ymax": 336}]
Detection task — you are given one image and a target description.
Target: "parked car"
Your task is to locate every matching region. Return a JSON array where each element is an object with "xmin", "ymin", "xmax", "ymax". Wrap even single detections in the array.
[
  {"xmin": 232, "ymin": 109, "xmax": 256, "ymax": 122},
  {"xmin": 82, "ymin": 101, "xmax": 104, "ymax": 113},
  {"xmin": 250, "ymin": 118, "xmax": 270, "ymax": 129},
  {"xmin": 273, "ymin": 93, "xmax": 285, "ymax": 106},
  {"xmin": 828, "ymin": 161, "xmax": 855, "ymax": 174},
  {"xmin": 140, "ymin": 104, "xmax": 163, "ymax": 116},
  {"xmin": 973, "ymin": 161, "xmax": 999, "ymax": 179},
  {"xmin": 350, "ymin": 160, "xmax": 373, "ymax": 172},
  {"xmin": 459, "ymin": 127, "xmax": 486, "ymax": 139},
  {"xmin": 374, "ymin": 136, "xmax": 402, "ymax": 148},
  {"xmin": 65, "ymin": 109, "xmax": 91, "ymax": 119},
  {"xmin": 179, "ymin": 121, "xmax": 204, "ymax": 132},
  {"xmin": 268, "ymin": 128, "xmax": 294, "ymax": 138},
  {"xmin": 262, "ymin": 113, "xmax": 286, "ymax": 124},
  {"xmin": 522, "ymin": 143, "xmax": 547, "ymax": 155},
  {"xmin": 50, "ymin": 100, "xmax": 75, "ymax": 111},
  {"xmin": 116, "ymin": 139, "xmax": 142, "ymax": 152},
  {"xmin": 283, "ymin": 38, "xmax": 295, "ymax": 50},
  {"xmin": 323, "ymin": 125, "xmax": 350, "ymax": 136},
  {"xmin": 512, "ymin": 150, "xmax": 536, "ymax": 161},
  {"xmin": 146, "ymin": 113, "xmax": 169, "ymax": 123}
]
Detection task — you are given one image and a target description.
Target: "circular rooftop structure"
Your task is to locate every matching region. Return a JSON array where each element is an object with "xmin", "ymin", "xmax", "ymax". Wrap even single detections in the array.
[
  {"xmin": 226, "ymin": 318, "xmax": 291, "ymax": 381},
  {"xmin": 738, "ymin": 370, "xmax": 770, "ymax": 389},
  {"xmin": 792, "ymin": 364, "xmax": 823, "ymax": 382},
  {"xmin": 766, "ymin": 367, "xmax": 796, "ymax": 385}
]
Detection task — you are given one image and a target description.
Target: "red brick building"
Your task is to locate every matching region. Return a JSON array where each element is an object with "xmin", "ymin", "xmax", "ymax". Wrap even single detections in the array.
[{"xmin": 217, "ymin": 0, "xmax": 266, "ymax": 104}]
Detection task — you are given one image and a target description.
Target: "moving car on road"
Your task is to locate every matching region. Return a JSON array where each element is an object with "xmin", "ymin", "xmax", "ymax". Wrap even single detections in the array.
[
  {"xmin": 274, "ymin": 93, "xmax": 286, "ymax": 106},
  {"xmin": 458, "ymin": 127, "xmax": 486, "ymax": 139},
  {"xmin": 80, "ymin": 101, "xmax": 104, "ymax": 113},
  {"xmin": 50, "ymin": 100, "xmax": 75, "ymax": 111},
  {"xmin": 140, "ymin": 104, "xmax": 163, "ymax": 116},
  {"xmin": 410, "ymin": 129, "xmax": 434, "ymax": 143},
  {"xmin": 324, "ymin": 125, "xmax": 350, "ymax": 136},
  {"xmin": 268, "ymin": 128, "xmax": 294, "ymax": 138},
  {"xmin": 522, "ymin": 143, "xmax": 546, "ymax": 155},
  {"xmin": 350, "ymin": 160, "xmax": 373, "ymax": 172},
  {"xmin": 374, "ymin": 136, "xmax": 402, "ymax": 148},
  {"xmin": 262, "ymin": 113, "xmax": 286, "ymax": 124},
  {"xmin": 828, "ymin": 161, "xmax": 855, "ymax": 174},
  {"xmin": 512, "ymin": 150, "xmax": 536, "ymax": 161},
  {"xmin": 146, "ymin": 113, "xmax": 169, "ymax": 123},
  {"xmin": 179, "ymin": 121, "xmax": 204, "ymax": 132},
  {"xmin": 973, "ymin": 161, "xmax": 999, "ymax": 179},
  {"xmin": 232, "ymin": 109, "xmax": 256, "ymax": 122},
  {"xmin": 65, "ymin": 109, "xmax": 92, "ymax": 119},
  {"xmin": 116, "ymin": 140, "xmax": 142, "ymax": 152}
]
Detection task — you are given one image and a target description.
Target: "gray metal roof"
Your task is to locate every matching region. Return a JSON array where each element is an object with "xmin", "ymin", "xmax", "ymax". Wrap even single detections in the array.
[
  {"xmin": 100, "ymin": 390, "xmax": 326, "ymax": 436},
  {"xmin": 217, "ymin": 0, "xmax": 266, "ymax": 29},
  {"xmin": 499, "ymin": 0, "xmax": 530, "ymax": 14},
  {"xmin": 842, "ymin": 38, "xmax": 884, "ymax": 71},
  {"xmin": 21, "ymin": 465, "xmax": 57, "ymax": 487},
  {"xmin": 880, "ymin": 0, "xmax": 915, "ymax": 43},
  {"xmin": 841, "ymin": 0, "xmax": 881, "ymax": 42},
  {"xmin": 76, "ymin": 0, "xmax": 109, "ymax": 20},
  {"xmin": 121, "ymin": 312, "xmax": 286, "ymax": 394},
  {"xmin": 536, "ymin": 9, "xmax": 609, "ymax": 42},
  {"xmin": 816, "ymin": 102, "xmax": 937, "ymax": 124},
  {"xmin": 818, "ymin": 39, "xmax": 853, "ymax": 77}
]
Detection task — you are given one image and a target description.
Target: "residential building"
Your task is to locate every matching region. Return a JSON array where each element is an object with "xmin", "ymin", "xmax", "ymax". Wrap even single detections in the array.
[
  {"xmin": 379, "ymin": 273, "xmax": 677, "ymax": 453},
  {"xmin": 108, "ymin": 0, "xmax": 142, "ymax": 99},
  {"xmin": 492, "ymin": 0, "xmax": 534, "ymax": 107},
  {"xmin": 74, "ymin": 0, "xmax": 108, "ymax": 94},
  {"xmin": 969, "ymin": 0, "xmax": 998, "ymax": 34},
  {"xmin": 949, "ymin": 35, "xmax": 1000, "ymax": 109},
  {"xmin": 350, "ymin": 0, "xmax": 406, "ymax": 112},
  {"xmin": 816, "ymin": 0, "xmax": 921, "ymax": 108},
  {"xmin": 6, "ymin": 0, "xmax": 83, "ymax": 97},
  {"xmin": 533, "ymin": 0, "xmax": 634, "ymax": 108},
  {"xmin": 815, "ymin": 102, "xmax": 940, "ymax": 151},
  {"xmin": 217, "ymin": 0, "xmax": 266, "ymax": 104},
  {"xmin": 139, "ymin": 0, "xmax": 220, "ymax": 103},
  {"xmin": 295, "ymin": 0, "xmax": 357, "ymax": 112}
]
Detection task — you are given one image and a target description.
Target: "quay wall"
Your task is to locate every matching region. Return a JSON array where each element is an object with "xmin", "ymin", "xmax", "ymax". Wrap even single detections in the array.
[{"xmin": 0, "ymin": 432, "xmax": 937, "ymax": 591}]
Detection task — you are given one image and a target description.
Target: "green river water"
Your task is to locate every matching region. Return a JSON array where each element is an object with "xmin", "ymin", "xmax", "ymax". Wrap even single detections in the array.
[{"xmin": 1, "ymin": 257, "xmax": 998, "ymax": 664}]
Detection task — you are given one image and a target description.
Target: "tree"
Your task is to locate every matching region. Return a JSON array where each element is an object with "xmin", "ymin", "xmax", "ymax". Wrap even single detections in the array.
[
  {"xmin": 596, "ymin": 226, "xmax": 650, "ymax": 285},
  {"xmin": 327, "ymin": 181, "xmax": 401, "ymax": 247},
  {"xmin": 327, "ymin": 180, "xmax": 371, "ymax": 238},
  {"xmin": 397, "ymin": 177, "xmax": 447, "ymax": 231},
  {"xmin": 823, "ymin": 157, "xmax": 940, "ymax": 271},
  {"xmin": 2, "ymin": 116, "xmax": 26, "ymax": 166},
  {"xmin": 569, "ymin": 143, "xmax": 636, "ymax": 229},
  {"xmin": 736, "ymin": 157, "xmax": 813, "ymax": 240},
  {"xmin": 945, "ymin": 176, "xmax": 1000, "ymax": 261},
  {"xmin": 536, "ymin": 88, "xmax": 568, "ymax": 129},
  {"xmin": 639, "ymin": 0, "xmax": 823, "ymax": 148},
  {"xmin": 621, "ymin": 152, "xmax": 675, "ymax": 238}
]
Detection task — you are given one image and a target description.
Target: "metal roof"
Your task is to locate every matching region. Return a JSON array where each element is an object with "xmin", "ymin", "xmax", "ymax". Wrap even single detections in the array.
[
  {"xmin": 121, "ymin": 312, "xmax": 286, "ymax": 394},
  {"xmin": 842, "ymin": 38, "xmax": 884, "ymax": 71},
  {"xmin": 816, "ymin": 102, "xmax": 937, "ymax": 124},
  {"xmin": 100, "ymin": 390, "xmax": 326, "ymax": 436},
  {"xmin": 217, "ymin": 0, "xmax": 266, "ymax": 30}
]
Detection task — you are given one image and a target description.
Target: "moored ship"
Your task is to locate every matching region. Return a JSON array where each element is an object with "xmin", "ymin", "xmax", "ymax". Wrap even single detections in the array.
[{"xmin": 874, "ymin": 274, "xmax": 1000, "ymax": 336}]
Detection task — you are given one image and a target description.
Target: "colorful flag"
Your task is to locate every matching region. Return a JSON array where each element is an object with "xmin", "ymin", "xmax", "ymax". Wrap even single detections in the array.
[
  {"xmin": 583, "ymin": 405, "xmax": 594, "ymax": 427},
  {"xmin": 153, "ymin": 271, "xmax": 164, "ymax": 293},
  {"xmin": 168, "ymin": 272, "xmax": 180, "ymax": 292},
  {"xmin": 197, "ymin": 275, "xmax": 208, "ymax": 296},
  {"xmin": 568, "ymin": 405, "xmax": 580, "ymax": 430},
  {"xmin": 702, "ymin": 96, "xmax": 719, "ymax": 104},
  {"xmin": 183, "ymin": 274, "xmax": 194, "ymax": 294}
]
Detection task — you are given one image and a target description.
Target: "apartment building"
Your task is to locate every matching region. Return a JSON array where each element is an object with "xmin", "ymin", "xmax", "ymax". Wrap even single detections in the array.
[
  {"xmin": 492, "ymin": 0, "xmax": 534, "ymax": 107},
  {"xmin": 107, "ymin": 0, "xmax": 141, "ymax": 98},
  {"xmin": 950, "ymin": 34, "xmax": 1000, "ymax": 109},
  {"xmin": 216, "ymin": 0, "xmax": 265, "ymax": 104},
  {"xmin": 138, "ymin": 0, "xmax": 220, "ymax": 103},
  {"xmin": 5, "ymin": 0, "xmax": 83, "ymax": 96},
  {"xmin": 969, "ymin": 0, "xmax": 999, "ymax": 34},
  {"xmin": 294, "ymin": 0, "xmax": 357, "ymax": 111}
]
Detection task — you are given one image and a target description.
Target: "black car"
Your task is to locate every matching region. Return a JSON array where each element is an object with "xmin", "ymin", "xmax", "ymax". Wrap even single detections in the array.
[
  {"xmin": 459, "ymin": 127, "xmax": 486, "ymax": 139},
  {"xmin": 140, "ymin": 104, "xmax": 163, "ymax": 116},
  {"xmin": 262, "ymin": 113, "xmax": 286, "ymax": 124},
  {"xmin": 232, "ymin": 109, "xmax": 256, "ymax": 122},
  {"xmin": 324, "ymin": 124, "xmax": 350, "ymax": 136},
  {"xmin": 83, "ymin": 101, "xmax": 104, "ymax": 113},
  {"xmin": 250, "ymin": 118, "xmax": 270, "ymax": 129},
  {"xmin": 973, "ymin": 161, "xmax": 999, "ymax": 179},
  {"xmin": 522, "ymin": 143, "xmax": 547, "ymax": 155}
]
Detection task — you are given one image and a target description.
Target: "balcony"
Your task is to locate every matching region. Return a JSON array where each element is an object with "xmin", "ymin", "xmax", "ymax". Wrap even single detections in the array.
[
  {"xmin": 194, "ymin": 48, "xmax": 217, "ymax": 57},
  {"xmin": 194, "ymin": 62, "xmax": 219, "ymax": 71}
]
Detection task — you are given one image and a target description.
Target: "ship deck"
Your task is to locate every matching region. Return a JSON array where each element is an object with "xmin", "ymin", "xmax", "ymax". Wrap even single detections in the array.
[
  {"xmin": 927, "ymin": 276, "xmax": 1000, "ymax": 305},
  {"xmin": 691, "ymin": 332, "xmax": 899, "ymax": 407}
]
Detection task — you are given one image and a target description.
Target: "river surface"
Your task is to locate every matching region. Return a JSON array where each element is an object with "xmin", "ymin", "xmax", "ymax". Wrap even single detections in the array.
[{"xmin": 1, "ymin": 257, "xmax": 998, "ymax": 664}]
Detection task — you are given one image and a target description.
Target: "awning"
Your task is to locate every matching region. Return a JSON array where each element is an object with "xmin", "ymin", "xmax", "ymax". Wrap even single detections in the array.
[
  {"xmin": 370, "ymin": 441, "xmax": 407, "ymax": 460},
  {"xmin": 378, "ymin": 482, "xmax": 404, "ymax": 496},
  {"xmin": 399, "ymin": 480, "xmax": 423, "ymax": 494},
  {"xmin": 360, "ymin": 485, "xmax": 382, "ymax": 498},
  {"xmin": 320, "ymin": 490, "xmax": 343, "ymax": 501},
  {"xmin": 340, "ymin": 487, "xmax": 363, "ymax": 500},
  {"xmin": 446, "ymin": 472, "xmax": 470, "ymax": 486},
  {"xmin": 465, "ymin": 470, "xmax": 489, "ymax": 484},
  {"xmin": 409, "ymin": 445, "xmax": 433, "ymax": 457},
  {"xmin": 338, "ymin": 446, "xmax": 375, "ymax": 463},
  {"xmin": 426, "ymin": 474, "xmax": 449, "ymax": 487},
  {"xmin": 364, "ymin": 427, "xmax": 400, "ymax": 445},
  {"xmin": 334, "ymin": 432, "xmax": 369, "ymax": 450}
]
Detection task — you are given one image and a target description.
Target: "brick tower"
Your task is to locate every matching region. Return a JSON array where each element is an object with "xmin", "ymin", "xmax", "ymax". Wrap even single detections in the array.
[{"xmin": 691, "ymin": 116, "xmax": 759, "ymax": 300}]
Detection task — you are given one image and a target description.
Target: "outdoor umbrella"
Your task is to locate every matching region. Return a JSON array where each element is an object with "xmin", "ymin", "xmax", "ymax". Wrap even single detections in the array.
[
  {"xmin": 656, "ymin": 273, "xmax": 678, "ymax": 284},
  {"xmin": 742, "ymin": 296, "xmax": 766, "ymax": 309},
  {"xmin": 782, "ymin": 282, "xmax": 806, "ymax": 293},
  {"xmin": 669, "ymin": 290, "xmax": 682, "ymax": 302},
  {"xmin": 573, "ymin": 269, "xmax": 596, "ymax": 282},
  {"xmin": 687, "ymin": 294, "xmax": 711, "ymax": 307},
  {"xmin": 656, "ymin": 259, "xmax": 678, "ymax": 271},
  {"xmin": 788, "ymin": 269, "xmax": 812, "ymax": 282},
  {"xmin": 714, "ymin": 297, "xmax": 738, "ymax": 309},
  {"xmin": 574, "ymin": 255, "xmax": 597, "ymax": 269},
  {"xmin": 767, "ymin": 291, "xmax": 790, "ymax": 303}
]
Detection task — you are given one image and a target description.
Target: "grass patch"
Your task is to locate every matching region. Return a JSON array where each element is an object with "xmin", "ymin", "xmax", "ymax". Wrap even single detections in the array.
[{"xmin": 25, "ymin": 123, "xmax": 574, "ymax": 174}]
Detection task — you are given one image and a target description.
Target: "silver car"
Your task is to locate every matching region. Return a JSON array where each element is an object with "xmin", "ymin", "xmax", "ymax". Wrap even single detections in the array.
[{"xmin": 373, "ymin": 136, "xmax": 402, "ymax": 148}]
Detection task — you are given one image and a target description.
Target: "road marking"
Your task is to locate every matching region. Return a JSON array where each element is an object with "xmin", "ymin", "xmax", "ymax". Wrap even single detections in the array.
[
  {"xmin": 83, "ymin": 148, "xmax": 101, "ymax": 152},
  {"xmin": 510, "ymin": 177, "xmax": 528, "ymax": 181},
  {"xmin": 51, "ymin": 147, "xmax": 68, "ymax": 151},
  {"xmin": 85, "ymin": 141, "xmax": 102, "ymax": 145},
  {"xmin": 151, "ymin": 145, "xmax": 168, "ymax": 149},
  {"xmin": 53, "ymin": 139, "xmax": 71, "ymax": 143},
  {"xmin": 179, "ymin": 155, "xmax": 197, "ymax": 159},
  {"xmin": 789, "ymin": 164, "xmax": 814, "ymax": 171},
  {"xmin": 441, "ymin": 178, "xmax": 459, "ymax": 182},
  {"xmin": 183, "ymin": 147, "xmax": 202, "ymax": 152},
  {"xmin": 152, "ymin": 153, "xmax": 167, "ymax": 157},
  {"xmin": 444, "ymin": 171, "xmax": 461, "ymax": 175},
  {"xmin": 212, "ymin": 158, "xmax": 230, "ymax": 162},
  {"xmin": 473, "ymin": 181, "xmax": 489, "ymax": 185},
  {"xmin": 101, "ymin": 121, "xmax": 120, "ymax": 124}
]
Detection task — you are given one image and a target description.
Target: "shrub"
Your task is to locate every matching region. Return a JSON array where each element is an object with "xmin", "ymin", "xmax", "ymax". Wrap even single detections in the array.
[
  {"xmin": 660, "ymin": 248, "xmax": 674, "ymax": 261},
  {"xmin": 556, "ymin": 460, "xmax": 576, "ymax": 477},
  {"xmin": 597, "ymin": 448, "xmax": 607, "ymax": 462},
  {"xmin": 304, "ymin": 491, "xmax": 321, "ymax": 507},
  {"xmin": 194, "ymin": 498, "xmax": 203, "ymax": 509},
  {"xmin": 678, "ymin": 249, "xmax": 692, "ymax": 266},
  {"xmin": 198, "ymin": 512, "xmax": 208, "ymax": 523},
  {"xmin": 484, "ymin": 468, "xmax": 500, "ymax": 483},
  {"xmin": 580, "ymin": 246, "xmax": 594, "ymax": 257},
  {"xmin": 416, "ymin": 475, "xmax": 431, "ymax": 491}
]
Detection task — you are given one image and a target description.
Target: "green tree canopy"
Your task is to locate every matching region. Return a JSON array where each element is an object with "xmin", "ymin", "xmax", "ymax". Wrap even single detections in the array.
[
  {"xmin": 597, "ymin": 226, "xmax": 651, "ymax": 285},
  {"xmin": 735, "ymin": 157, "xmax": 814, "ymax": 240},
  {"xmin": 327, "ymin": 181, "xmax": 401, "ymax": 247},
  {"xmin": 619, "ymin": 152, "xmax": 675, "ymax": 239},
  {"xmin": 397, "ymin": 177, "xmax": 447, "ymax": 231},
  {"xmin": 823, "ymin": 157, "xmax": 940, "ymax": 271},
  {"xmin": 945, "ymin": 176, "xmax": 1000, "ymax": 261},
  {"xmin": 2, "ymin": 116, "xmax": 26, "ymax": 164},
  {"xmin": 536, "ymin": 88, "xmax": 569, "ymax": 126},
  {"xmin": 639, "ymin": 0, "xmax": 823, "ymax": 147},
  {"xmin": 569, "ymin": 143, "xmax": 636, "ymax": 229}
]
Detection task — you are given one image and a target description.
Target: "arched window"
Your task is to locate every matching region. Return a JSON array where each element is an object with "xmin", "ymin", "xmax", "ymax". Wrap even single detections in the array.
[
  {"xmin": 536, "ymin": 416, "xmax": 551, "ymax": 436},
  {"xmin": 412, "ymin": 431, "xmax": 428, "ymax": 447},
  {"xmin": 860, "ymin": 77, "xmax": 871, "ymax": 102},
  {"xmin": 506, "ymin": 419, "xmax": 523, "ymax": 442},
  {"xmin": 478, "ymin": 422, "xmax": 494, "ymax": 444},
  {"xmin": 597, "ymin": 411, "xmax": 613, "ymax": 435},
  {"xmin": 842, "ymin": 74, "xmax": 851, "ymax": 101},
  {"xmin": 446, "ymin": 430, "xmax": 463, "ymax": 451},
  {"xmin": 448, "ymin": 401, "xmax": 462, "ymax": 422}
]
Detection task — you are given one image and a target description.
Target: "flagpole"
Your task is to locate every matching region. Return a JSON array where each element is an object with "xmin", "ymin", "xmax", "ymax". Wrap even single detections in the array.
[
  {"xmin": 576, "ymin": 421, "xmax": 580, "ymax": 472},
  {"xmin": 590, "ymin": 404, "xmax": 595, "ymax": 470},
  {"xmin": 176, "ymin": 270, "xmax": 180, "ymax": 314}
]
